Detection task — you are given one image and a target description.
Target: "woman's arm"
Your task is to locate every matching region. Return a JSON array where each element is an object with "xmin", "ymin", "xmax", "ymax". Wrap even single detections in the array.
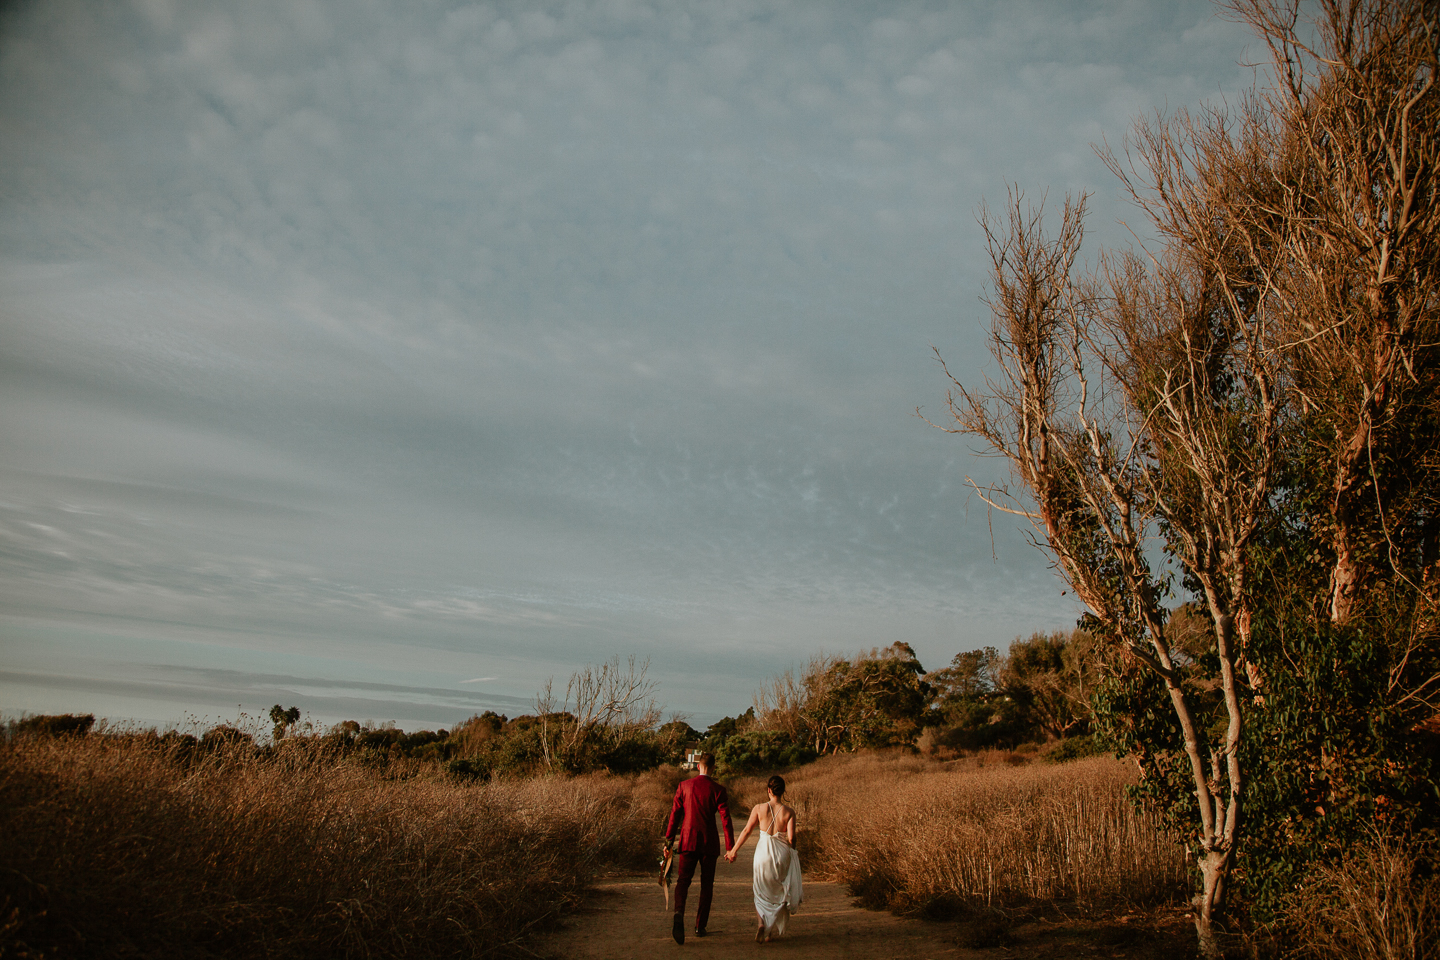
[
  {"xmin": 726, "ymin": 805, "xmax": 761, "ymax": 860},
  {"xmin": 784, "ymin": 806, "xmax": 796, "ymax": 845}
]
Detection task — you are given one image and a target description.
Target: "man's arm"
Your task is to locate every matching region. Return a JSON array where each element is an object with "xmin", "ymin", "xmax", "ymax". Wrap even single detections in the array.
[
  {"xmin": 726, "ymin": 804, "xmax": 759, "ymax": 861},
  {"xmin": 663, "ymin": 783, "xmax": 685, "ymax": 842},
  {"xmin": 717, "ymin": 786, "xmax": 734, "ymax": 851}
]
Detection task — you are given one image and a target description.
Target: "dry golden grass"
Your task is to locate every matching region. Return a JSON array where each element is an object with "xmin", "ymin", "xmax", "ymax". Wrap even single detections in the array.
[
  {"xmin": 735, "ymin": 749, "xmax": 1189, "ymax": 917},
  {"xmin": 0, "ymin": 731, "xmax": 662, "ymax": 959},
  {"xmin": 1, "ymin": 729, "xmax": 1190, "ymax": 957},
  {"xmin": 1277, "ymin": 833, "xmax": 1440, "ymax": 960}
]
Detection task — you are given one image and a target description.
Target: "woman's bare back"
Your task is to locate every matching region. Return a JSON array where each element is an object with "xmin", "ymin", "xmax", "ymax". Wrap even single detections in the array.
[{"xmin": 759, "ymin": 799, "xmax": 796, "ymax": 844}]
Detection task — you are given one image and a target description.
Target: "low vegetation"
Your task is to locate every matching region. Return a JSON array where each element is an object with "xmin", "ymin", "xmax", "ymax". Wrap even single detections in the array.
[
  {"xmin": 6, "ymin": 708, "xmax": 1437, "ymax": 958},
  {"xmin": 0, "ymin": 722, "xmax": 676, "ymax": 959},
  {"xmin": 737, "ymin": 750, "xmax": 1189, "ymax": 918},
  {"xmin": 1270, "ymin": 832, "xmax": 1440, "ymax": 960}
]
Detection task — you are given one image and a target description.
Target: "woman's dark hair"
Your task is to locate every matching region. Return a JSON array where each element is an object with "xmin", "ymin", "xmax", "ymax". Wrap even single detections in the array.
[{"xmin": 766, "ymin": 775, "xmax": 786, "ymax": 798}]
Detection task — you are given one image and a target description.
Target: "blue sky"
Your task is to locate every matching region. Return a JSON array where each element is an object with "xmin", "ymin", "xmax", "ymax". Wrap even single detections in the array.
[{"xmin": 0, "ymin": 0, "xmax": 1256, "ymax": 730}]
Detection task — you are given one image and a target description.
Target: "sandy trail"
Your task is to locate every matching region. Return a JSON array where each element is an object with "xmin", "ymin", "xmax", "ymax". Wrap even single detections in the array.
[
  {"xmin": 536, "ymin": 833, "xmax": 965, "ymax": 960},
  {"xmin": 535, "ymin": 826, "xmax": 1193, "ymax": 960}
]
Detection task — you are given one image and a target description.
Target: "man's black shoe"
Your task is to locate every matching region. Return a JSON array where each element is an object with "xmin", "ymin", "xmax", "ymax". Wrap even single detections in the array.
[
  {"xmin": 694, "ymin": 929, "xmax": 707, "ymax": 938},
  {"xmin": 672, "ymin": 914, "xmax": 685, "ymax": 945}
]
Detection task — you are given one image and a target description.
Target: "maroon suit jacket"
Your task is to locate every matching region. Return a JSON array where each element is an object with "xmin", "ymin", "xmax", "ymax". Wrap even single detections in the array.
[{"xmin": 664, "ymin": 774, "xmax": 735, "ymax": 857}]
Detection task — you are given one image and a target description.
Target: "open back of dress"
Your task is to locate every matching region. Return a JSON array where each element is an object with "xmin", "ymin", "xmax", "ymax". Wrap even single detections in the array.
[{"xmin": 751, "ymin": 808, "xmax": 803, "ymax": 939}]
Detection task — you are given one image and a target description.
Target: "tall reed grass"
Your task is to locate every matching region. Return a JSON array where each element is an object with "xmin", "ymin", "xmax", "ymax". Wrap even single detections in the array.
[
  {"xmin": 0, "ymin": 729, "xmax": 666, "ymax": 959},
  {"xmin": 740, "ymin": 750, "xmax": 1189, "ymax": 917},
  {"xmin": 1276, "ymin": 833, "xmax": 1439, "ymax": 960}
]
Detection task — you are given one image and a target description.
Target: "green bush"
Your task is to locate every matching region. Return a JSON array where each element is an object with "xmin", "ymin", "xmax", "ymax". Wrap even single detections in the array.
[
  {"xmin": 446, "ymin": 757, "xmax": 490, "ymax": 782},
  {"xmin": 1043, "ymin": 734, "xmax": 1106, "ymax": 764},
  {"xmin": 487, "ymin": 726, "xmax": 547, "ymax": 775},
  {"xmin": 11, "ymin": 714, "xmax": 95, "ymax": 738},
  {"xmin": 200, "ymin": 724, "xmax": 253, "ymax": 751},
  {"xmin": 595, "ymin": 733, "xmax": 669, "ymax": 774},
  {"xmin": 716, "ymin": 731, "xmax": 817, "ymax": 775}
]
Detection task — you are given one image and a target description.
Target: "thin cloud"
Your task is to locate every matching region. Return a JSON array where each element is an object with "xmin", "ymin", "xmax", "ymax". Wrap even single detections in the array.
[{"xmin": 0, "ymin": 0, "xmax": 1253, "ymax": 726}]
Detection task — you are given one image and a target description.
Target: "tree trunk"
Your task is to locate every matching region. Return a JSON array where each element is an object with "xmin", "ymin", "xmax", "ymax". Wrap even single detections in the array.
[{"xmin": 1195, "ymin": 846, "xmax": 1231, "ymax": 959}]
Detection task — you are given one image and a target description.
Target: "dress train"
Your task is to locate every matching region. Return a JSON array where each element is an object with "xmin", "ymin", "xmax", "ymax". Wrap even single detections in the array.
[{"xmin": 752, "ymin": 831, "xmax": 802, "ymax": 939}]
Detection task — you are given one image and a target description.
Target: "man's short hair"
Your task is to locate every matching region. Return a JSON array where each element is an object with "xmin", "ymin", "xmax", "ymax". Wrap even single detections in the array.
[{"xmin": 697, "ymin": 752, "xmax": 716, "ymax": 769}]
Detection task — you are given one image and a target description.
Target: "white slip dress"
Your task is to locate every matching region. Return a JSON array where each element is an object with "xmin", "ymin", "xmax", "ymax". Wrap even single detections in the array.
[{"xmin": 752, "ymin": 801, "xmax": 803, "ymax": 939}]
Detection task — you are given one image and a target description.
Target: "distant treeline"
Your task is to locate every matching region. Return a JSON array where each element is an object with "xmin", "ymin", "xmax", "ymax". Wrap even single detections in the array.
[
  {"xmin": 703, "ymin": 630, "xmax": 1108, "ymax": 773},
  {"xmin": 5, "ymin": 632, "xmax": 1107, "ymax": 782}
]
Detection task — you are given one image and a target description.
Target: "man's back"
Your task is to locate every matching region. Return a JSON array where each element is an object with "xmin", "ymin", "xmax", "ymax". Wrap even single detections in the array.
[{"xmin": 666, "ymin": 774, "xmax": 734, "ymax": 856}]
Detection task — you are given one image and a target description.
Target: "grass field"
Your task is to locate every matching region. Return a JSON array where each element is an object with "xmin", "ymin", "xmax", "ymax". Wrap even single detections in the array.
[
  {"xmin": 3, "ymin": 728, "xmax": 1184, "ymax": 957},
  {"xmin": 0, "ymin": 728, "xmax": 671, "ymax": 959},
  {"xmin": 732, "ymin": 748, "xmax": 1190, "ymax": 919},
  {"xmin": 7, "ymin": 727, "xmax": 1429, "ymax": 958}
]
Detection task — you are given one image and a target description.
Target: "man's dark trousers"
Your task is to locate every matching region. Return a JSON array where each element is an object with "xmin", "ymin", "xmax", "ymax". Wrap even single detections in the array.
[{"xmin": 673, "ymin": 851, "xmax": 717, "ymax": 932}]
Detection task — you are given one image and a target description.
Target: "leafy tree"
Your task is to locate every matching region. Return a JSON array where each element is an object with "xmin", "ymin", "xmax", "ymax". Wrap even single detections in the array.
[
  {"xmin": 449, "ymin": 711, "xmax": 505, "ymax": 757},
  {"xmin": 924, "ymin": 646, "xmax": 1018, "ymax": 750},
  {"xmin": 757, "ymin": 643, "xmax": 930, "ymax": 753},
  {"xmin": 1238, "ymin": 610, "xmax": 1440, "ymax": 913},
  {"xmin": 925, "ymin": 631, "xmax": 1098, "ymax": 750},
  {"xmin": 926, "ymin": 646, "xmax": 1002, "ymax": 717},
  {"xmin": 325, "ymin": 720, "xmax": 361, "ymax": 749},
  {"xmin": 269, "ymin": 704, "xmax": 300, "ymax": 740},
  {"xmin": 653, "ymin": 719, "xmax": 703, "ymax": 766},
  {"xmin": 932, "ymin": 2, "xmax": 1440, "ymax": 952},
  {"xmin": 1002, "ymin": 631, "xmax": 1099, "ymax": 740},
  {"xmin": 658, "ymin": 720, "xmax": 701, "ymax": 743},
  {"xmin": 701, "ymin": 708, "xmax": 755, "ymax": 753},
  {"xmin": 715, "ymin": 731, "xmax": 817, "ymax": 775},
  {"xmin": 927, "ymin": 696, "xmax": 1027, "ymax": 753}
]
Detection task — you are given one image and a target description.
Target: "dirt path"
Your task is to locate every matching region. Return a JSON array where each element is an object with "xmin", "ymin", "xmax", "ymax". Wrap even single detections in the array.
[
  {"xmin": 536, "ymin": 832, "xmax": 1194, "ymax": 960},
  {"xmin": 537, "ymin": 839, "xmax": 967, "ymax": 960}
]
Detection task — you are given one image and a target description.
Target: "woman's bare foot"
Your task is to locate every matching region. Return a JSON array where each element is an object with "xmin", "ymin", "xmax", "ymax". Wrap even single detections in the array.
[{"xmin": 756, "ymin": 917, "xmax": 767, "ymax": 943}]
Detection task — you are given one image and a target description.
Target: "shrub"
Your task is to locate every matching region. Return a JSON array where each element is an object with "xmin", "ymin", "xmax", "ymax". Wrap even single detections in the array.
[
  {"xmin": 715, "ymin": 730, "xmax": 817, "ymax": 775},
  {"xmin": 926, "ymin": 699, "xmax": 1029, "ymax": 751},
  {"xmin": 10, "ymin": 713, "xmax": 95, "ymax": 738},
  {"xmin": 1275, "ymin": 833, "xmax": 1439, "ymax": 960},
  {"xmin": 199, "ymin": 723, "xmax": 253, "ymax": 751},
  {"xmin": 446, "ymin": 757, "xmax": 491, "ymax": 782},
  {"xmin": 1044, "ymin": 733, "xmax": 1106, "ymax": 764},
  {"xmin": 595, "ymin": 732, "xmax": 669, "ymax": 774}
]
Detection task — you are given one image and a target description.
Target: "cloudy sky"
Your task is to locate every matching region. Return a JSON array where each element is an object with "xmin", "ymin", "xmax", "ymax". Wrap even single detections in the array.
[{"xmin": 0, "ymin": 0, "xmax": 1256, "ymax": 731}]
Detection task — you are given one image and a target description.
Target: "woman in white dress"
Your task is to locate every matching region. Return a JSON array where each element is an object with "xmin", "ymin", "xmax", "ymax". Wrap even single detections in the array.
[{"xmin": 725, "ymin": 775, "xmax": 803, "ymax": 942}]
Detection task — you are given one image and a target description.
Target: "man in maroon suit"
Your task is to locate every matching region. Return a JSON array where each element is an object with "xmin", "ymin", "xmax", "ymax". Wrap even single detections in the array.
[{"xmin": 663, "ymin": 752, "xmax": 734, "ymax": 944}]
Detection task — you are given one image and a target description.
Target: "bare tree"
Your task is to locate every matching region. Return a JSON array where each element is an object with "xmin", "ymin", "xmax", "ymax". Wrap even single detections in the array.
[
  {"xmin": 752, "ymin": 666, "xmax": 808, "ymax": 745},
  {"xmin": 933, "ymin": 191, "xmax": 1259, "ymax": 954},
  {"xmin": 1228, "ymin": 0, "xmax": 1440, "ymax": 626},
  {"xmin": 753, "ymin": 654, "xmax": 847, "ymax": 754},
  {"xmin": 535, "ymin": 655, "xmax": 661, "ymax": 772}
]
